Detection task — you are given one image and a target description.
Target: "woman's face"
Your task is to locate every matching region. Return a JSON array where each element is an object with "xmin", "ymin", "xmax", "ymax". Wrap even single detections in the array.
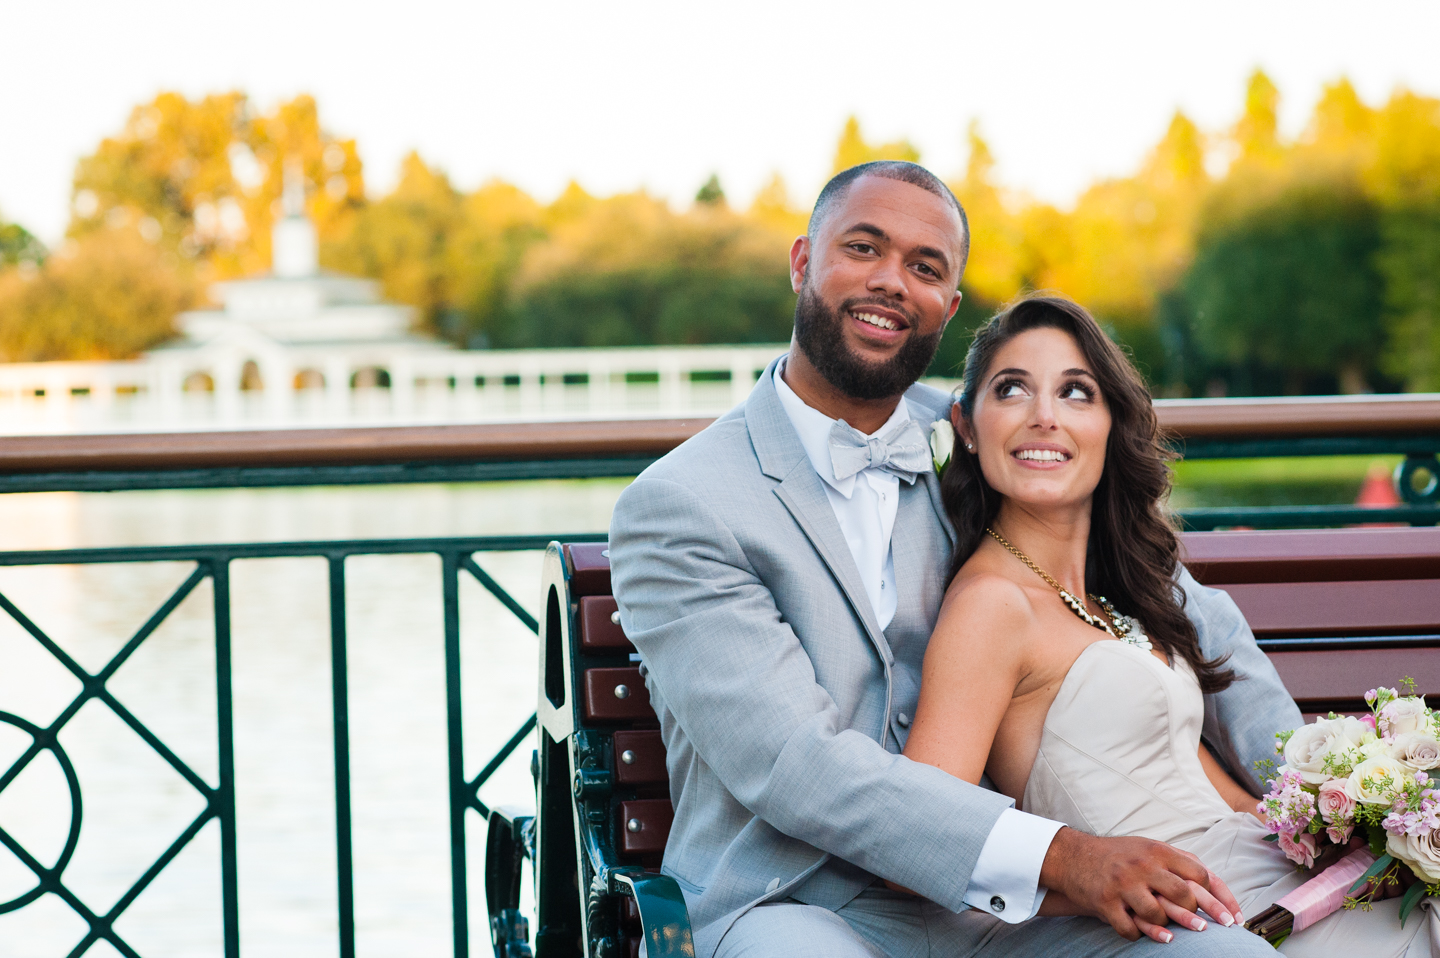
[{"xmin": 956, "ymin": 326, "xmax": 1112, "ymax": 513}]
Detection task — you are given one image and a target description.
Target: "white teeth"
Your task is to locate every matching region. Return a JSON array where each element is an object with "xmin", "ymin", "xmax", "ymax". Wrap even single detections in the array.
[
  {"xmin": 854, "ymin": 311, "xmax": 899, "ymax": 331},
  {"xmin": 1014, "ymin": 449, "xmax": 1070, "ymax": 462}
]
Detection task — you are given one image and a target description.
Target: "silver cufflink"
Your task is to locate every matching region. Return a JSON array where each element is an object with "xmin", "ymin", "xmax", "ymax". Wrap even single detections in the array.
[{"xmin": 990, "ymin": 896, "xmax": 1005, "ymax": 913}]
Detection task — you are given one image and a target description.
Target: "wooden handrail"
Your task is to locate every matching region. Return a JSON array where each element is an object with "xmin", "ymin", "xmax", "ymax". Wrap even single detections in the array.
[
  {"xmin": 1153, "ymin": 393, "xmax": 1440, "ymax": 439},
  {"xmin": 0, "ymin": 393, "xmax": 1435, "ymax": 474}
]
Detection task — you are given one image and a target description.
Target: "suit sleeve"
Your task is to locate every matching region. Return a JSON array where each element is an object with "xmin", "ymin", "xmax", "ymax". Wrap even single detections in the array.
[
  {"xmin": 609, "ymin": 475, "xmax": 1014, "ymax": 913},
  {"xmin": 1180, "ymin": 567, "xmax": 1304, "ymax": 794}
]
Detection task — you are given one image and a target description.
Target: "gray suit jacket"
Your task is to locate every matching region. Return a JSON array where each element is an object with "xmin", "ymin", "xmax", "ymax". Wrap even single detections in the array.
[{"xmin": 608, "ymin": 360, "xmax": 1301, "ymax": 956}]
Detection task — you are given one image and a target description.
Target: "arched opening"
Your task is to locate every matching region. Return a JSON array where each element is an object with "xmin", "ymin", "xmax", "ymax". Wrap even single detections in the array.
[
  {"xmin": 240, "ymin": 360, "xmax": 264, "ymax": 392},
  {"xmin": 350, "ymin": 367, "xmax": 391, "ymax": 389},
  {"xmin": 182, "ymin": 371, "xmax": 215, "ymax": 393},
  {"xmin": 293, "ymin": 368, "xmax": 325, "ymax": 390}
]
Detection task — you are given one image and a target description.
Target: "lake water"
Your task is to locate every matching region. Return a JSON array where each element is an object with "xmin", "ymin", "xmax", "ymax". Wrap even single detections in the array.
[{"xmin": 0, "ymin": 481, "xmax": 629, "ymax": 958}]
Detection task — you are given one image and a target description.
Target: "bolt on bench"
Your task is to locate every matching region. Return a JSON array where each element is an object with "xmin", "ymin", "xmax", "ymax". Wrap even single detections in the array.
[{"xmin": 486, "ymin": 526, "xmax": 1440, "ymax": 957}]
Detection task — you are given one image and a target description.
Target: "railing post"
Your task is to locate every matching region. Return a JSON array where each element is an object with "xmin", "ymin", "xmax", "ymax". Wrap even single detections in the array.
[
  {"xmin": 329, "ymin": 555, "xmax": 357, "ymax": 958},
  {"xmin": 212, "ymin": 557, "xmax": 241, "ymax": 958},
  {"xmin": 442, "ymin": 551, "xmax": 470, "ymax": 958}
]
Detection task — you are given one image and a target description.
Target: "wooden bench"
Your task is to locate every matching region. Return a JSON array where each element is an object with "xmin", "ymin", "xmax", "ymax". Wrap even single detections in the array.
[
  {"xmin": 485, "ymin": 526, "xmax": 1440, "ymax": 957},
  {"xmin": 1184, "ymin": 526, "xmax": 1440, "ymax": 719}
]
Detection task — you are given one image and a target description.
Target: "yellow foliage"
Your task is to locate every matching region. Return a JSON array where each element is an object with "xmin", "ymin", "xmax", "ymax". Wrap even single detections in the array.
[
  {"xmin": 0, "ymin": 228, "xmax": 195, "ymax": 361},
  {"xmin": 948, "ymin": 122, "xmax": 1031, "ymax": 302},
  {"xmin": 69, "ymin": 91, "xmax": 364, "ymax": 282},
  {"xmin": 748, "ymin": 173, "xmax": 808, "ymax": 237},
  {"xmin": 831, "ymin": 116, "xmax": 920, "ymax": 175}
]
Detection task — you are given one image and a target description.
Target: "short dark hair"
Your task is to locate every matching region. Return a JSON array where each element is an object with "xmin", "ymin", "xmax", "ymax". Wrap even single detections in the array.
[{"xmin": 808, "ymin": 160, "xmax": 970, "ymax": 269}]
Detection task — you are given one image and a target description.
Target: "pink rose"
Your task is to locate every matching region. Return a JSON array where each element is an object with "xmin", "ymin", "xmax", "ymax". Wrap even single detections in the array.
[
  {"xmin": 1317, "ymin": 779, "xmax": 1356, "ymax": 826},
  {"xmin": 1279, "ymin": 831, "xmax": 1319, "ymax": 867},
  {"xmin": 1327, "ymin": 824, "xmax": 1354, "ymax": 844}
]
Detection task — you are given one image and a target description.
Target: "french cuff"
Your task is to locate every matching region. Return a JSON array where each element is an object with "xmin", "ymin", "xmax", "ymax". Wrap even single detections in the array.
[{"xmin": 962, "ymin": 807, "xmax": 1065, "ymax": 923}]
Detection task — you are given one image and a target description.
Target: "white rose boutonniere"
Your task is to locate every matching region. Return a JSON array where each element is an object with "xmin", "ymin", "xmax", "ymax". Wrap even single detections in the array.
[{"xmin": 930, "ymin": 420, "xmax": 955, "ymax": 476}]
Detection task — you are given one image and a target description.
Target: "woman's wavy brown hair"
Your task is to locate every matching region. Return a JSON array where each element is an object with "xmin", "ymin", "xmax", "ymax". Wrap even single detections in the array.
[{"xmin": 940, "ymin": 294, "xmax": 1233, "ymax": 693}]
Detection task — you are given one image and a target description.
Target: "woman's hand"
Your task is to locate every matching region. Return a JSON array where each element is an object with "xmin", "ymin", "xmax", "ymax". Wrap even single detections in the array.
[{"xmin": 1039, "ymin": 829, "xmax": 1240, "ymax": 942}]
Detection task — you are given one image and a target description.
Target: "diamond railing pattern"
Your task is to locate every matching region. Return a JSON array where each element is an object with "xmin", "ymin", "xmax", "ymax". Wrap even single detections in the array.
[{"xmin": 0, "ymin": 534, "xmax": 603, "ymax": 958}]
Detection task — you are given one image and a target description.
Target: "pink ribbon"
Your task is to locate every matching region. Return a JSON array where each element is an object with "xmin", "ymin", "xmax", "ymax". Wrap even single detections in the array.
[{"xmin": 1275, "ymin": 849, "xmax": 1377, "ymax": 933}]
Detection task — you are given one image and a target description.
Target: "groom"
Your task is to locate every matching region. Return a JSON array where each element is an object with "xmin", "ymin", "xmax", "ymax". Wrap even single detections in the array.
[{"xmin": 608, "ymin": 161, "xmax": 1295, "ymax": 957}]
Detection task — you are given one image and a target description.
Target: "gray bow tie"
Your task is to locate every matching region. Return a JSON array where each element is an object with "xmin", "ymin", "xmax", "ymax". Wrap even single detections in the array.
[{"xmin": 828, "ymin": 417, "xmax": 931, "ymax": 484}]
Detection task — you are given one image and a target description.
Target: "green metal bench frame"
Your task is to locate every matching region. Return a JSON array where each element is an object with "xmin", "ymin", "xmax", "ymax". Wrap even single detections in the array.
[{"xmin": 485, "ymin": 542, "xmax": 694, "ymax": 958}]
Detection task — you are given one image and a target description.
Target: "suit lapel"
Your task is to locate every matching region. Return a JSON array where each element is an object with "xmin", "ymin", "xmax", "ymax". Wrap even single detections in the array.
[{"xmin": 745, "ymin": 361, "xmax": 892, "ymax": 664}]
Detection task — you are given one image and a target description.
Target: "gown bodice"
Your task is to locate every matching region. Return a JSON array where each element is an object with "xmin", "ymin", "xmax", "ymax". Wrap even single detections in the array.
[{"xmin": 1021, "ymin": 639, "xmax": 1234, "ymax": 843}]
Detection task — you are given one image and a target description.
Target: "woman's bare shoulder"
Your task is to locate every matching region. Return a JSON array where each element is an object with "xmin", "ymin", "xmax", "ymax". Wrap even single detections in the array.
[{"xmin": 932, "ymin": 569, "xmax": 1040, "ymax": 657}]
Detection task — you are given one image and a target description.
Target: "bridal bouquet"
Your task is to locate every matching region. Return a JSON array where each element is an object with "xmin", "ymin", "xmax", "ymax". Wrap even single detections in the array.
[{"xmin": 1246, "ymin": 681, "xmax": 1440, "ymax": 942}]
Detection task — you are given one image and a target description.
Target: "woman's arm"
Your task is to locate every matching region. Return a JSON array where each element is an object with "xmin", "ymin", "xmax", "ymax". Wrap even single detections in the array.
[
  {"xmin": 1198, "ymin": 741, "xmax": 1262, "ymax": 819},
  {"xmin": 901, "ymin": 574, "xmax": 1034, "ymax": 784}
]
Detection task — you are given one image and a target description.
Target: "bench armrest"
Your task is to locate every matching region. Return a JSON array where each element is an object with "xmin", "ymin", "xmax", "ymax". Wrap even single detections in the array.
[
  {"xmin": 611, "ymin": 868, "xmax": 695, "ymax": 958},
  {"xmin": 485, "ymin": 806, "xmax": 535, "ymax": 957}
]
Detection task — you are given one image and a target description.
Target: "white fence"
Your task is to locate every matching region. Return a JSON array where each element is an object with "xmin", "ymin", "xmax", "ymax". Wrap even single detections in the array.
[{"xmin": 0, "ymin": 345, "xmax": 796, "ymax": 434}]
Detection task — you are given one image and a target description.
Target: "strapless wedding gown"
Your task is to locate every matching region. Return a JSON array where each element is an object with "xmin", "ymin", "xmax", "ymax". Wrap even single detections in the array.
[{"xmin": 1021, "ymin": 639, "xmax": 1440, "ymax": 955}]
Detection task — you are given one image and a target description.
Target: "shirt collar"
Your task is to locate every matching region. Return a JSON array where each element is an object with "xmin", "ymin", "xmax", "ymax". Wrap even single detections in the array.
[{"xmin": 772, "ymin": 359, "xmax": 912, "ymax": 499}]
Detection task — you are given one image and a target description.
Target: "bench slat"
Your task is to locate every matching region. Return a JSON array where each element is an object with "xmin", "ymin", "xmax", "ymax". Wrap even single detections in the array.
[
  {"xmin": 1267, "ymin": 647, "xmax": 1440, "ymax": 705},
  {"xmin": 619, "ymin": 799, "xmax": 674, "ymax": 857},
  {"xmin": 1183, "ymin": 528, "xmax": 1440, "ymax": 585},
  {"xmin": 583, "ymin": 666, "xmax": 654, "ymax": 723},
  {"xmin": 565, "ymin": 543, "xmax": 614, "ymax": 597},
  {"xmin": 614, "ymin": 729, "xmax": 668, "ymax": 785},
  {"xmin": 580, "ymin": 595, "xmax": 634, "ymax": 652},
  {"xmin": 1226, "ymin": 580, "xmax": 1440, "ymax": 637}
]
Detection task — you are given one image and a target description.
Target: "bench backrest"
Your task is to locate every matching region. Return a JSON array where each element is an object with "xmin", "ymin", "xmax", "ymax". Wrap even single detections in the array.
[{"xmin": 1183, "ymin": 527, "xmax": 1440, "ymax": 716}]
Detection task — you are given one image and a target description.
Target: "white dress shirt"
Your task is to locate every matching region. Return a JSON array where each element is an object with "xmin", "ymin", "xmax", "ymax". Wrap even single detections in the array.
[{"xmin": 773, "ymin": 363, "xmax": 1063, "ymax": 923}]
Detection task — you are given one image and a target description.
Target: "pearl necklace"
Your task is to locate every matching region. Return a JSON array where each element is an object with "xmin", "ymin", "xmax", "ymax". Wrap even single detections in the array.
[{"xmin": 984, "ymin": 528, "xmax": 1153, "ymax": 651}]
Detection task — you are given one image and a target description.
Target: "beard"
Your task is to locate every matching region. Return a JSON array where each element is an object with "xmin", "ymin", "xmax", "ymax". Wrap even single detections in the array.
[{"xmin": 792, "ymin": 284, "xmax": 944, "ymax": 401}]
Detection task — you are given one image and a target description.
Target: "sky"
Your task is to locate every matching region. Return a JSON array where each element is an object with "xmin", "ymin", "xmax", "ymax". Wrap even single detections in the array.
[{"xmin": 5, "ymin": 0, "xmax": 1440, "ymax": 244}]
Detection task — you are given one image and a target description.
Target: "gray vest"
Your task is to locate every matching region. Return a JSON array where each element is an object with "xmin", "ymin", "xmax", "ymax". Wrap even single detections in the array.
[{"xmin": 788, "ymin": 477, "xmax": 952, "ymax": 910}]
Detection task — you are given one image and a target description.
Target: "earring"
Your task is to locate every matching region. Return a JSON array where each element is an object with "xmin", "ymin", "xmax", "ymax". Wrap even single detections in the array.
[{"xmin": 966, "ymin": 443, "xmax": 975, "ymax": 452}]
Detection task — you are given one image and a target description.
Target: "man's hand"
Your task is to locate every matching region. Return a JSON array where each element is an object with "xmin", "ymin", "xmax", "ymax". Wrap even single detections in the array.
[{"xmin": 1039, "ymin": 828, "xmax": 1241, "ymax": 944}]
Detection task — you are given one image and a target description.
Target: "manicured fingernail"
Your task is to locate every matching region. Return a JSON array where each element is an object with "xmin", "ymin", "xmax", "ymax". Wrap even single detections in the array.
[
  {"xmin": 1160, "ymin": 930, "xmax": 1173, "ymax": 943},
  {"xmin": 1218, "ymin": 911, "xmax": 1234, "ymax": 927},
  {"xmin": 1191, "ymin": 918, "xmax": 1206, "ymax": 931}
]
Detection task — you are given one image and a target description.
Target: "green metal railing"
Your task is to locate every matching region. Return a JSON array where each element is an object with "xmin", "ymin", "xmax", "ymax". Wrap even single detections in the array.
[
  {"xmin": 0, "ymin": 531, "xmax": 601, "ymax": 958},
  {"xmin": 0, "ymin": 403, "xmax": 1436, "ymax": 956}
]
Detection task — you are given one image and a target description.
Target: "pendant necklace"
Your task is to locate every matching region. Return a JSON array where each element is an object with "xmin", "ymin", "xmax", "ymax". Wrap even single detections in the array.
[{"xmin": 984, "ymin": 527, "xmax": 1153, "ymax": 651}]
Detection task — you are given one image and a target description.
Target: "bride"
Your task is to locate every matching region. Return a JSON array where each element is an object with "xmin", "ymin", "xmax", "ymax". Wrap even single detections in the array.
[{"xmin": 903, "ymin": 295, "xmax": 1437, "ymax": 955}]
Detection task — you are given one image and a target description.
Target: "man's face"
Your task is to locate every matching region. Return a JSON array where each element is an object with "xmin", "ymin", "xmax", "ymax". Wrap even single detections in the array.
[{"xmin": 789, "ymin": 176, "xmax": 966, "ymax": 400}]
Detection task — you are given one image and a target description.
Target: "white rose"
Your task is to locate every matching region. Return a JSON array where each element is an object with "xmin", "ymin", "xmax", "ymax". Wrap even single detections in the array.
[
  {"xmin": 1380, "ymin": 698, "xmax": 1433, "ymax": 739},
  {"xmin": 929, "ymin": 420, "xmax": 956, "ymax": 473},
  {"xmin": 1348, "ymin": 754, "xmax": 1409, "ymax": 804},
  {"xmin": 1283, "ymin": 716, "xmax": 1371, "ymax": 785},
  {"xmin": 1392, "ymin": 731, "xmax": 1440, "ymax": 770},
  {"xmin": 1388, "ymin": 828, "xmax": 1440, "ymax": 883}
]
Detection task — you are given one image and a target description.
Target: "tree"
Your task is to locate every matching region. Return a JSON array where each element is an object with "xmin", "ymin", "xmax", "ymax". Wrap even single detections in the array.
[
  {"xmin": 830, "ymin": 116, "xmax": 919, "ymax": 174},
  {"xmin": 1370, "ymin": 90, "xmax": 1440, "ymax": 389},
  {"xmin": 747, "ymin": 173, "xmax": 808, "ymax": 236},
  {"xmin": 1181, "ymin": 178, "xmax": 1385, "ymax": 394},
  {"xmin": 0, "ymin": 214, "xmax": 46, "ymax": 267},
  {"xmin": 69, "ymin": 91, "xmax": 364, "ymax": 281},
  {"xmin": 695, "ymin": 174, "xmax": 726, "ymax": 206},
  {"xmin": 323, "ymin": 152, "xmax": 466, "ymax": 335},
  {"xmin": 0, "ymin": 227, "xmax": 195, "ymax": 361}
]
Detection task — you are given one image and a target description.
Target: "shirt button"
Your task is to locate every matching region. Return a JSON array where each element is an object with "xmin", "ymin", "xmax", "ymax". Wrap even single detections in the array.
[
  {"xmin": 990, "ymin": 895, "xmax": 1006, "ymax": 913},
  {"xmin": 896, "ymin": 713, "xmax": 911, "ymax": 728}
]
